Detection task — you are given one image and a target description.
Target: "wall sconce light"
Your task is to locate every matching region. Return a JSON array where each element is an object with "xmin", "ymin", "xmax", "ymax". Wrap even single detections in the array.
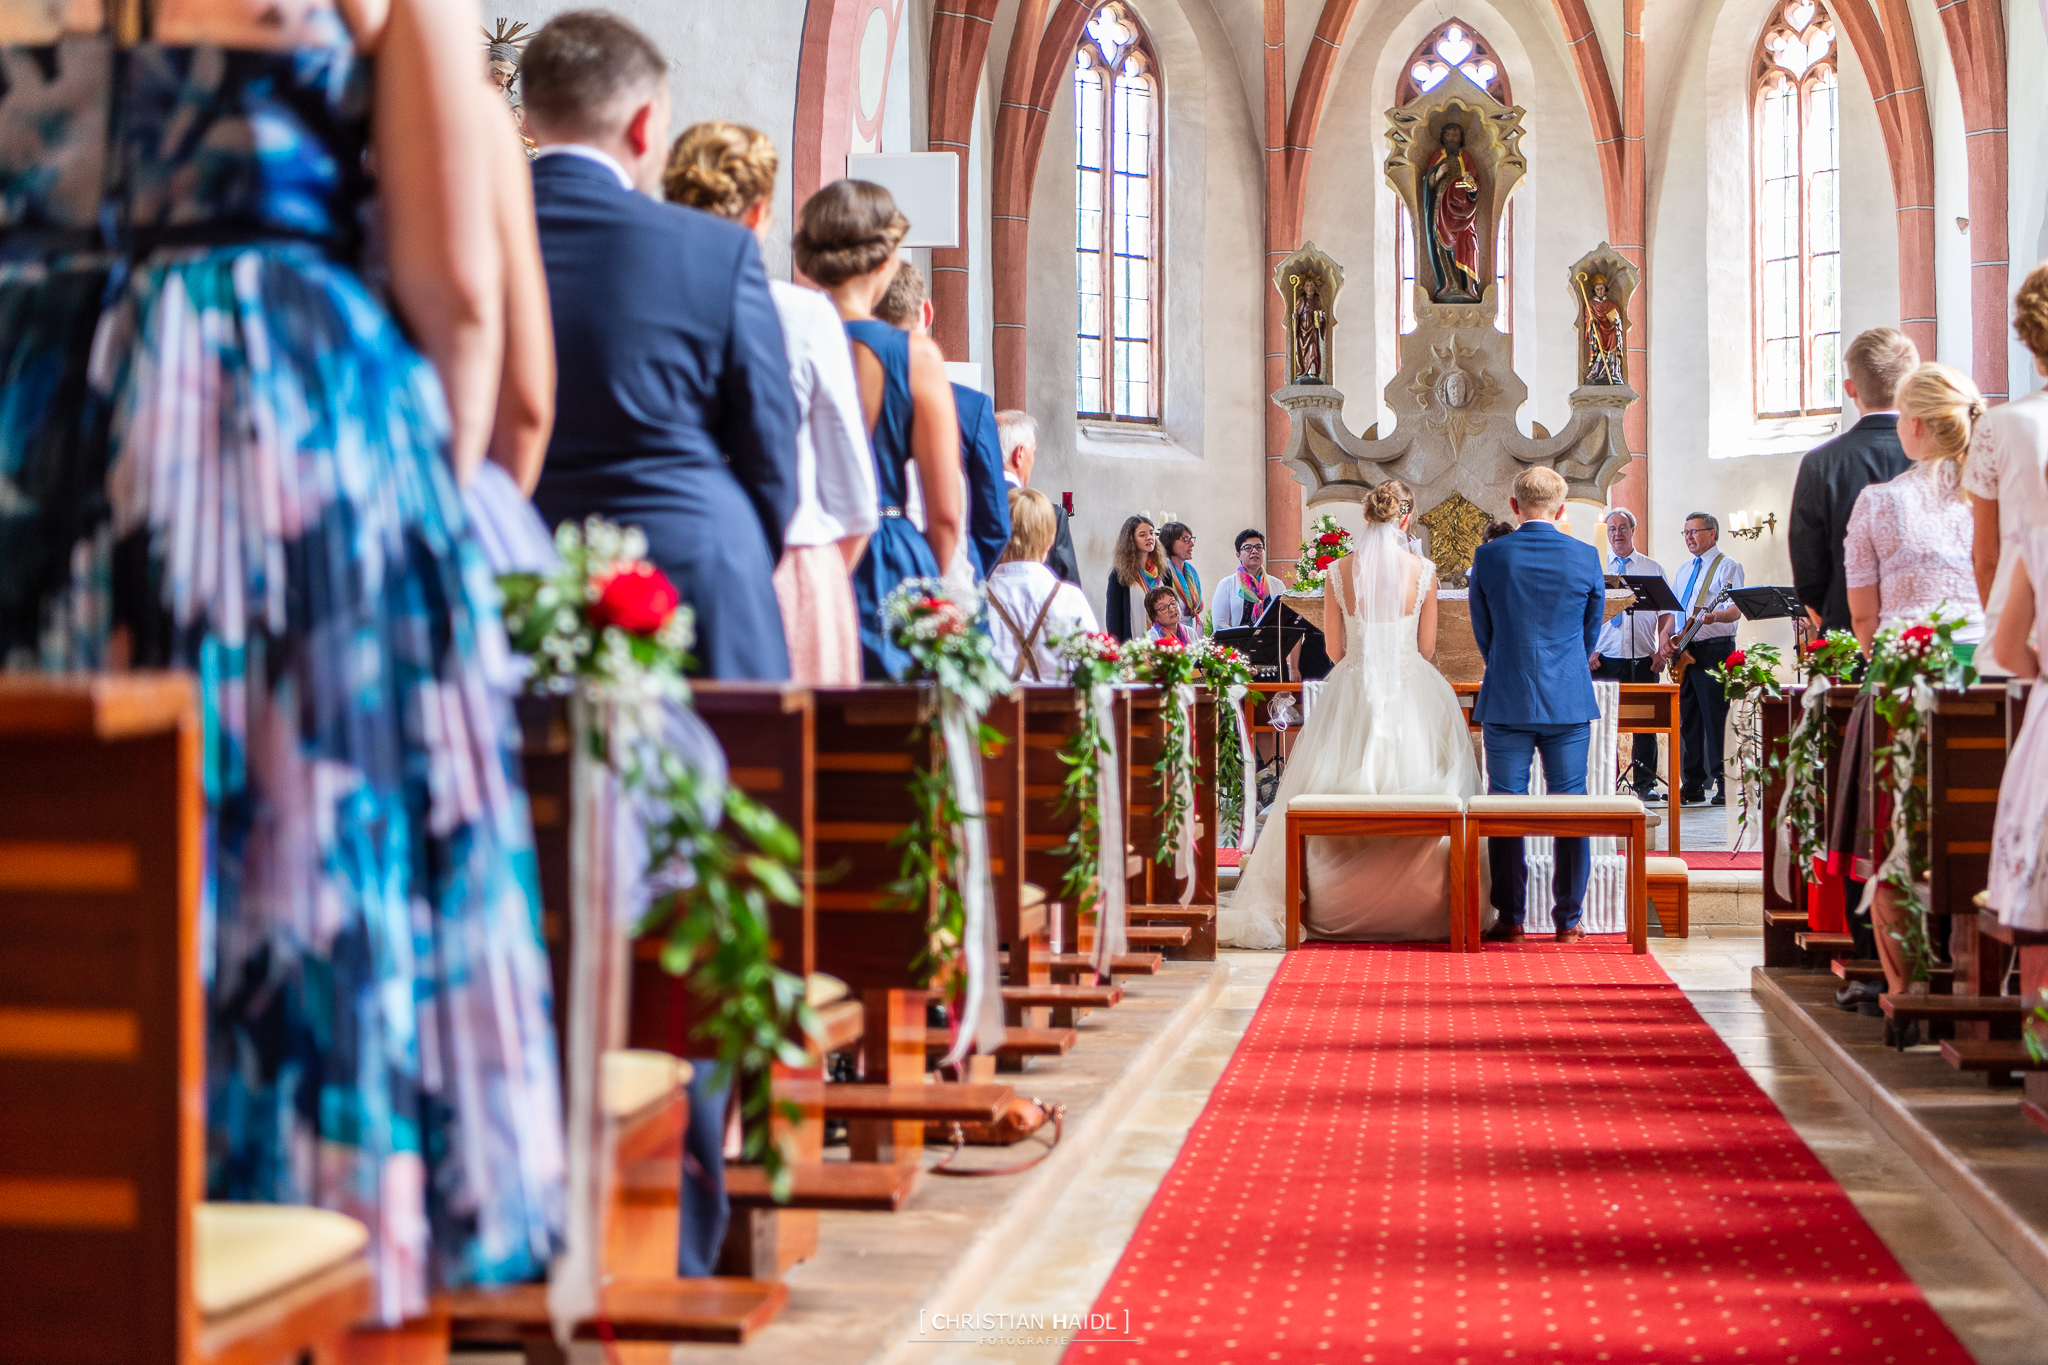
[{"xmin": 1729, "ymin": 510, "xmax": 1778, "ymax": 540}]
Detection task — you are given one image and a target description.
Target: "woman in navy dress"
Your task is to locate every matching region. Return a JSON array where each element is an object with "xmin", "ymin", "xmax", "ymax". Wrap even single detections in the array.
[
  {"xmin": 0, "ymin": 0, "xmax": 562, "ymax": 1320},
  {"xmin": 792, "ymin": 180, "xmax": 963, "ymax": 678}
]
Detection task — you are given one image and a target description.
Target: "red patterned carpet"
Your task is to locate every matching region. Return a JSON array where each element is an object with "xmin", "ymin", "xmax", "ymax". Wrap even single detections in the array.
[{"xmin": 1067, "ymin": 944, "xmax": 1972, "ymax": 1365}]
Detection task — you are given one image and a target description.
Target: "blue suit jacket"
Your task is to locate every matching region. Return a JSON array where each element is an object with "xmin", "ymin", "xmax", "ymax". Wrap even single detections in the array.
[
  {"xmin": 954, "ymin": 384, "xmax": 1011, "ymax": 579},
  {"xmin": 1468, "ymin": 522, "xmax": 1606, "ymax": 727},
  {"xmin": 529, "ymin": 155, "xmax": 799, "ymax": 679}
]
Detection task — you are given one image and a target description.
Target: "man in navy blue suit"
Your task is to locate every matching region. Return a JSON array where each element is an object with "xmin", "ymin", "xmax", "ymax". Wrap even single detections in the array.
[
  {"xmin": 1468, "ymin": 467, "xmax": 1609, "ymax": 943},
  {"xmin": 522, "ymin": 12, "xmax": 800, "ymax": 680},
  {"xmin": 875, "ymin": 264, "xmax": 1009, "ymax": 580}
]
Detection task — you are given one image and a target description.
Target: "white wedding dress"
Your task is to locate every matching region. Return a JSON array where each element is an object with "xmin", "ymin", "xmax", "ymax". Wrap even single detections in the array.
[{"xmin": 1220, "ymin": 523, "xmax": 1479, "ymax": 949}]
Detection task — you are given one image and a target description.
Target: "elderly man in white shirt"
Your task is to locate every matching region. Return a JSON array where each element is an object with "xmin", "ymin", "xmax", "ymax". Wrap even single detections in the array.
[
  {"xmin": 1588, "ymin": 509, "xmax": 1670, "ymax": 799},
  {"xmin": 986, "ymin": 487, "xmax": 1100, "ymax": 681},
  {"xmin": 1656, "ymin": 512, "xmax": 1747, "ymax": 805}
]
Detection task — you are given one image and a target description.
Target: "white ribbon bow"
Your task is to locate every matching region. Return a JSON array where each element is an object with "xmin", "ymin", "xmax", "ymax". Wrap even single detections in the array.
[
  {"xmin": 1771, "ymin": 676, "xmax": 1831, "ymax": 902},
  {"xmin": 1225, "ymin": 683, "xmax": 1257, "ymax": 852},
  {"xmin": 1091, "ymin": 682, "xmax": 1129, "ymax": 976},
  {"xmin": 1171, "ymin": 683, "xmax": 1200, "ymax": 907},
  {"xmin": 938, "ymin": 693, "xmax": 1007, "ymax": 1068}
]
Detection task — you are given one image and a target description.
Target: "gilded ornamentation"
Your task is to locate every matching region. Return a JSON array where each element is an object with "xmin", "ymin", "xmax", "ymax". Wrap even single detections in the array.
[{"xmin": 1418, "ymin": 492, "xmax": 1496, "ymax": 583}]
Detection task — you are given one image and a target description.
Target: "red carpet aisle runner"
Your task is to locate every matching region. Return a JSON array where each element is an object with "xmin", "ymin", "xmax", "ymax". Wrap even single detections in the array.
[
  {"xmin": 1681, "ymin": 851, "xmax": 1763, "ymax": 871},
  {"xmin": 1067, "ymin": 944, "xmax": 1972, "ymax": 1365}
]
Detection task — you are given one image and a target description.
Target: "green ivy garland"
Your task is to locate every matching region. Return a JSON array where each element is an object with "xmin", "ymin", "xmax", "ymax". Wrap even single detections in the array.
[
  {"xmin": 500, "ymin": 518, "xmax": 810, "ymax": 1197},
  {"xmin": 877, "ymin": 581, "xmax": 1011, "ymax": 999},
  {"xmin": 1772, "ymin": 631, "xmax": 1862, "ymax": 873},
  {"xmin": 1124, "ymin": 636, "xmax": 1202, "ymax": 864},
  {"xmin": 1708, "ymin": 642, "xmax": 1785, "ymax": 844},
  {"xmin": 1863, "ymin": 610, "xmax": 1978, "ymax": 982},
  {"xmin": 1052, "ymin": 632, "xmax": 1128, "ymax": 924}
]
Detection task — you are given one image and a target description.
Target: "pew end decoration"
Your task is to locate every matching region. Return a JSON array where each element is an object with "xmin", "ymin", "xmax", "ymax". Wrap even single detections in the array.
[
  {"xmin": 1053, "ymin": 631, "xmax": 1131, "ymax": 975},
  {"xmin": 1291, "ymin": 514, "xmax": 1355, "ymax": 592},
  {"xmin": 498, "ymin": 518, "xmax": 810, "ymax": 1199},
  {"xmin": 1194, "ymin": 640, "xmax": 1257, "ymax": 850},
  {"xmin": 1863, "ymin": 611, "xmax": 1979, "ymax": 984},
  {"xmin": 1772, "ymin": 630, "xmax": 1861, "ymax": 897},
  {"xmin": 880, "ymin": 579, "xmax": 1013, "ymax": 1066},
  {"xmin": 1709, "ymin": 642, "xmax": 1784, "ymax": 845},
  {"xmin": 1124, "ymin": 635, "xmax": 1200, "ymax": 872}
]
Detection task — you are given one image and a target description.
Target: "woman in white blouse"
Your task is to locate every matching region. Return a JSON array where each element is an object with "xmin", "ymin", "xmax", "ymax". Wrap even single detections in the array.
[
  {"xmin": 1966, "ymin": 264, "xmax": 2048, "ymax": 677},
  {"xmin": 1844, "ymin": 363, "xmax": 1986, "ymax": 656},
  {"xmin": 666, "ymin": 121, "xmax": 880, "ymax": 684},
  {"xmin": 987, "ymin": 489, "xmax": 1100, "ymax": 681}
]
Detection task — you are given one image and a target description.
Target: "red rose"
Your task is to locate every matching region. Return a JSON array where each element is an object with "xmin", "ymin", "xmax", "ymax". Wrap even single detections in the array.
[
  {"xmin": 1319, "ymin": 532, "xmax": 1345, "ymax": 546},
  {"xmin": 1726, "ymin": 649, "xmax": 1746, "ymax": 668},
  {"xmin": 1315, "ymin": 554, "xmax": 1335, "ymax": 570},
  {"xmin": 590, "ymin": 563, "xmax": 679, "ymax": 635},
  {"xmin": 1903, "ymin": 625, "xmax": 1936, "ymax": 648},
  {"xmin": 1804, "ymin": 639, "xmax": 1823, "ymax": 654}
]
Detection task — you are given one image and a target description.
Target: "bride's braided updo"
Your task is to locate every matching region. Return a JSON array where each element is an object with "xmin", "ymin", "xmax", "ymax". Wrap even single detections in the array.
[{"xmin": 1363, "ymin": 480, "xmax": 1412, "ymax": 526}]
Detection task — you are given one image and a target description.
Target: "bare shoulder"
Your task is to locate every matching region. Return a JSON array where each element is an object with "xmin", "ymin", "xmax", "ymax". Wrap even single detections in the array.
[{"xmin": 153, "ymin": 0, "xmax": 384, "ymax": 48}]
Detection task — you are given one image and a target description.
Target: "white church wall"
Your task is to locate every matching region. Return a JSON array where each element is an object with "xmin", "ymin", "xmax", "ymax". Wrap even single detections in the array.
[
  {"xmin": 1907, "ymin": 0, "xmax": 1974, "ymax": 375},
  {"xmin": 1022, "ymin": 0, "xmax": 1268, "ymax": 609},
  {"xmin": 1300, "ymin": 0, "xmax": 1607, "ymax": 473},
  {"xmin": 490, "ymin": 0, "xmax": 811, "ymax": 278},
  {"xmin": 1645, "ymin": 0, "xmax": 1899, "ymax": 654},
  {"xmin": 2006, "ymin": 1, "xmax": 2048, "ymax": 399}
]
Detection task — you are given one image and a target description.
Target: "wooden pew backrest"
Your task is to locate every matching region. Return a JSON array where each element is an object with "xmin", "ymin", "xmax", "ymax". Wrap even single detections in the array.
[{"xmin": 1, "ymin": 675, "xmax": 203, "ymax": 1363}]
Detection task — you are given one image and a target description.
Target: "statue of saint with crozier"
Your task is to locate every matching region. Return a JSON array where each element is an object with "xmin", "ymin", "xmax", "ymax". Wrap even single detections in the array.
[
  {"xmin": 1291, "ymin": 272, "xmax": 1326, "ymax": 382},
  {"xmin": 1420, "ymin": 122, "xmax": 1484, "ymax": 303},
  {"xmin": 1578, "ymin": 271, "xmax": 1625, "ymax": 385}
]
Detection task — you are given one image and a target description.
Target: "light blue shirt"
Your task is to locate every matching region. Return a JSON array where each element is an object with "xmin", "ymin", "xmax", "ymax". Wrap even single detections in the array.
[{"xmin": 1596, "ymin": 551, "xmax": 1669, "ymax": 658}]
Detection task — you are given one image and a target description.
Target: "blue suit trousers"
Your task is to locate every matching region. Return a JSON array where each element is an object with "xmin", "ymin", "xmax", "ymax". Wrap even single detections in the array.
[{"xmin": 1483, "ymin": 722, "xmax": 1592, "ymax": 928}]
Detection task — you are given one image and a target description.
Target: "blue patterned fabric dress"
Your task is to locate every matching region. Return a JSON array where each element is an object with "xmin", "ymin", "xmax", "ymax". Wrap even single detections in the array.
[
  {"xmin": 843, "ymin": 318, "xmax": 939, "ymax": 679},
  {"xmin": 0, "ymin": 25, "xmax": 564, "ymax": 1319}
]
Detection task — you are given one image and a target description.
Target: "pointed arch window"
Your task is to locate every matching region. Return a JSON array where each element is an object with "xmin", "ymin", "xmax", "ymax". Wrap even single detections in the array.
[
  {"xmin": 1753, "ymin": 0, "xmax": 1840, "ymax": 417},
  {"xmin": 1393, "ymin": 20, "xmax": 1514, "ymax": 344},
  {"xmin": 1075, "ymin": 3, "xmax": 1160, "ymax": 422}
]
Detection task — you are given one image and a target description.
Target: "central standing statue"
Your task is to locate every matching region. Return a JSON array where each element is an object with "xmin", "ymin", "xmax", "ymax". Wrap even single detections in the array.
[{"xmin": 1421, "ymin": 123, "xmax": 1483, "ymax": 302}]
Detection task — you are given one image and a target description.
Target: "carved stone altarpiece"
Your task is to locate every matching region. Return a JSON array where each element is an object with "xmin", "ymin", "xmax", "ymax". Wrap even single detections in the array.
[{"xmin": 1268, "ymin": 66, "xmax": 1639, "ymax": 562}]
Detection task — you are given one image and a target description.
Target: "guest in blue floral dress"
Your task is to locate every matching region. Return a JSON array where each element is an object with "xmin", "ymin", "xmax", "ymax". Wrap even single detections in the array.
[{"xmin": 0, "ymin": 0, "xmax": 563, "ymax": 1321}]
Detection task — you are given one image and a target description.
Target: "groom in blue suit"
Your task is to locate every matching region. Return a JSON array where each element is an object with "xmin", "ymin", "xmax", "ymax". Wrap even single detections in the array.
[{"xmin": 1468, "ymin": 467, "xmax": 1608, "ymax": 942}]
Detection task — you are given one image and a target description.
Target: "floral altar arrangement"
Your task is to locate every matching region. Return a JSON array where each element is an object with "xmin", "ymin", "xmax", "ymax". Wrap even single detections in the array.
[
  {"xmin": 1766, "ymin": 631, "xmax": 1861, "ymax": 899},
  {"xmin": 1290, "ymin": 514, "xmax": 1355, "ymax": 592},
  {"xmin": 1708, "ymin": 642, "xmax": 1785, "ymax": 846},
  {"xmin": 1053, "ymin": 631, "xmax": 1130, "ymax": 976},
  {"xmin": 1861, "ymin": 610, "xmax": 1978, "ymax": 984},
  {"xmin": 879, "ymin": 580, "xmax": 1013, "ymax": 1066}
]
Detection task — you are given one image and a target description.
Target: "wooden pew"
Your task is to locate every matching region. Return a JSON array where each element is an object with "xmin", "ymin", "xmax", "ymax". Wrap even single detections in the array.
[
  {"xmin": 0, "ymin": 675, "xmax": 374, "ymax": 1365},
  {"xmin": 809, "ymin": 686, "xmax": 1016, "ymax": 1162},
  {"xmin": 1021, "ymin": 685, "xmax": 1163, "ymax": 983},
  {"xmin": 1929, "ymin": 687, "xmax": 2011, "ymax": 1035},
  {"xmin": 1125, "ymin": 686, "xmax": 1218, "ymax": 959}
]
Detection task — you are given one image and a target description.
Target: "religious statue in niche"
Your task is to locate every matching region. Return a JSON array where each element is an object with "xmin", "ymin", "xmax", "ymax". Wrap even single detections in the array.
[
  {"xmin": 1290, "ymin": 271, "xmax": 1328, "ymax": 382},
  {"xmin": 1578, "ymin": 270, "xmax": 1626, "ymax": 385},
  {"xmin": 1271, "ymin": 241, "xmax": 1345, "ymax": 386},
  {"xmin": 1420, "ymin": 122, "xmax": 1484, "ymax": 303}
]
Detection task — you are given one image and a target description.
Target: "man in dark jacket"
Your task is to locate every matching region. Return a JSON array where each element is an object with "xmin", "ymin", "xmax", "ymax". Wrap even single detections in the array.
[
  {"xmin": 524, "ymin": 11, "xmax": 800, "ymax": 682},
  {"xmin": 874, "ymin": 265, "xmax": 1010, "ymax": 580},
  {"xmin": 995, "ymin": 409, "xmax": 1081, "ymax": 586},
  {"xmin": 1788, "ymin": 329, "xmax": 1920, "ymax": 634}
]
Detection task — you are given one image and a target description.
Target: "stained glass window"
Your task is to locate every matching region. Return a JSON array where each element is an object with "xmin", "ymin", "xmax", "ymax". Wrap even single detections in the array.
[
  {"xmin": 1753, "ymin": 0, "xmax": 1840, "ymax": 416},
  {"xmin": 1074, "ymin": 3, "xmax": 1159, "ymax": 421},
  {"xmin": 1394, "ymin": 20, "xmax": 1513, "ymax": 346}
]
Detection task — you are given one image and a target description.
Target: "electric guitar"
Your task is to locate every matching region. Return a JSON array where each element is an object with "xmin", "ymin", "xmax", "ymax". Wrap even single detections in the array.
[{"xmin": 1664, "ymin": 588, "xmax": 1734, "ymax": 688}]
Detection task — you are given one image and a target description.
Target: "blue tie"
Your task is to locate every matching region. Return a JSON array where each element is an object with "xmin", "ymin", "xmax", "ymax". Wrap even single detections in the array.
[{"xmin": 1680, "ymin": 556, "xmax": 1704, "ymax": 613}]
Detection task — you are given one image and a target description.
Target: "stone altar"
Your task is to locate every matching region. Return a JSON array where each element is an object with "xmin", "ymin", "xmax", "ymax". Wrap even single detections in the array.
[{"xmin": 1269, "ymin": 67, "xmax": 1640, "ymax": 578}]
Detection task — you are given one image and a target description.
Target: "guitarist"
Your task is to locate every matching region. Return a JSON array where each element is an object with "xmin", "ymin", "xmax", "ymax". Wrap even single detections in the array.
[{"xmin": 1655, "ymin": 513, "xmax": 1746, "ymax": 806}]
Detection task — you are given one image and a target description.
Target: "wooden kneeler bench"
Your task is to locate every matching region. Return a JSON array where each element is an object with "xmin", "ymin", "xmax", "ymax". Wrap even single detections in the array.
[
  {"xmin": 1646, "ymin": 857, "xmax": 1689, "ymax": 938},
  {"xmin": 1283, "ymin": 795, "xmax": 1468, "ymax": 951},
  {"xmin": 1463, "ymin": 795, "xmax": 1649, "ymax": 953}
]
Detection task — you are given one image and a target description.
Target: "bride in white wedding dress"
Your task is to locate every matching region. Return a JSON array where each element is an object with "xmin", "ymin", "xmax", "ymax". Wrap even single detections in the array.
[{"xmin": 1219, "ymin": 482, "xmax": 1480, "ymax": 949}]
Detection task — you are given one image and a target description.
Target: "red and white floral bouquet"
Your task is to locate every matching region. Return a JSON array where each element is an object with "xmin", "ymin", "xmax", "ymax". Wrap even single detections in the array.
[{"xmin": 1290, "ymin": 514, "xmax": 1355, "ymax": 592}]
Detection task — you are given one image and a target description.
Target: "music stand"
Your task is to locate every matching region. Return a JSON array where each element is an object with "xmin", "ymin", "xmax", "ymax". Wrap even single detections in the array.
[
  {"xmin": 1212, "ymin": 626, "xmax": 1284, "ymax": 681},
  {"xmin": 1619, "ymin": 574, "xmax": 1684, "ymax": 650},
  {"xmin": 1728, "ymin": 585, "xmax": 1802, "ymax": 621}
]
